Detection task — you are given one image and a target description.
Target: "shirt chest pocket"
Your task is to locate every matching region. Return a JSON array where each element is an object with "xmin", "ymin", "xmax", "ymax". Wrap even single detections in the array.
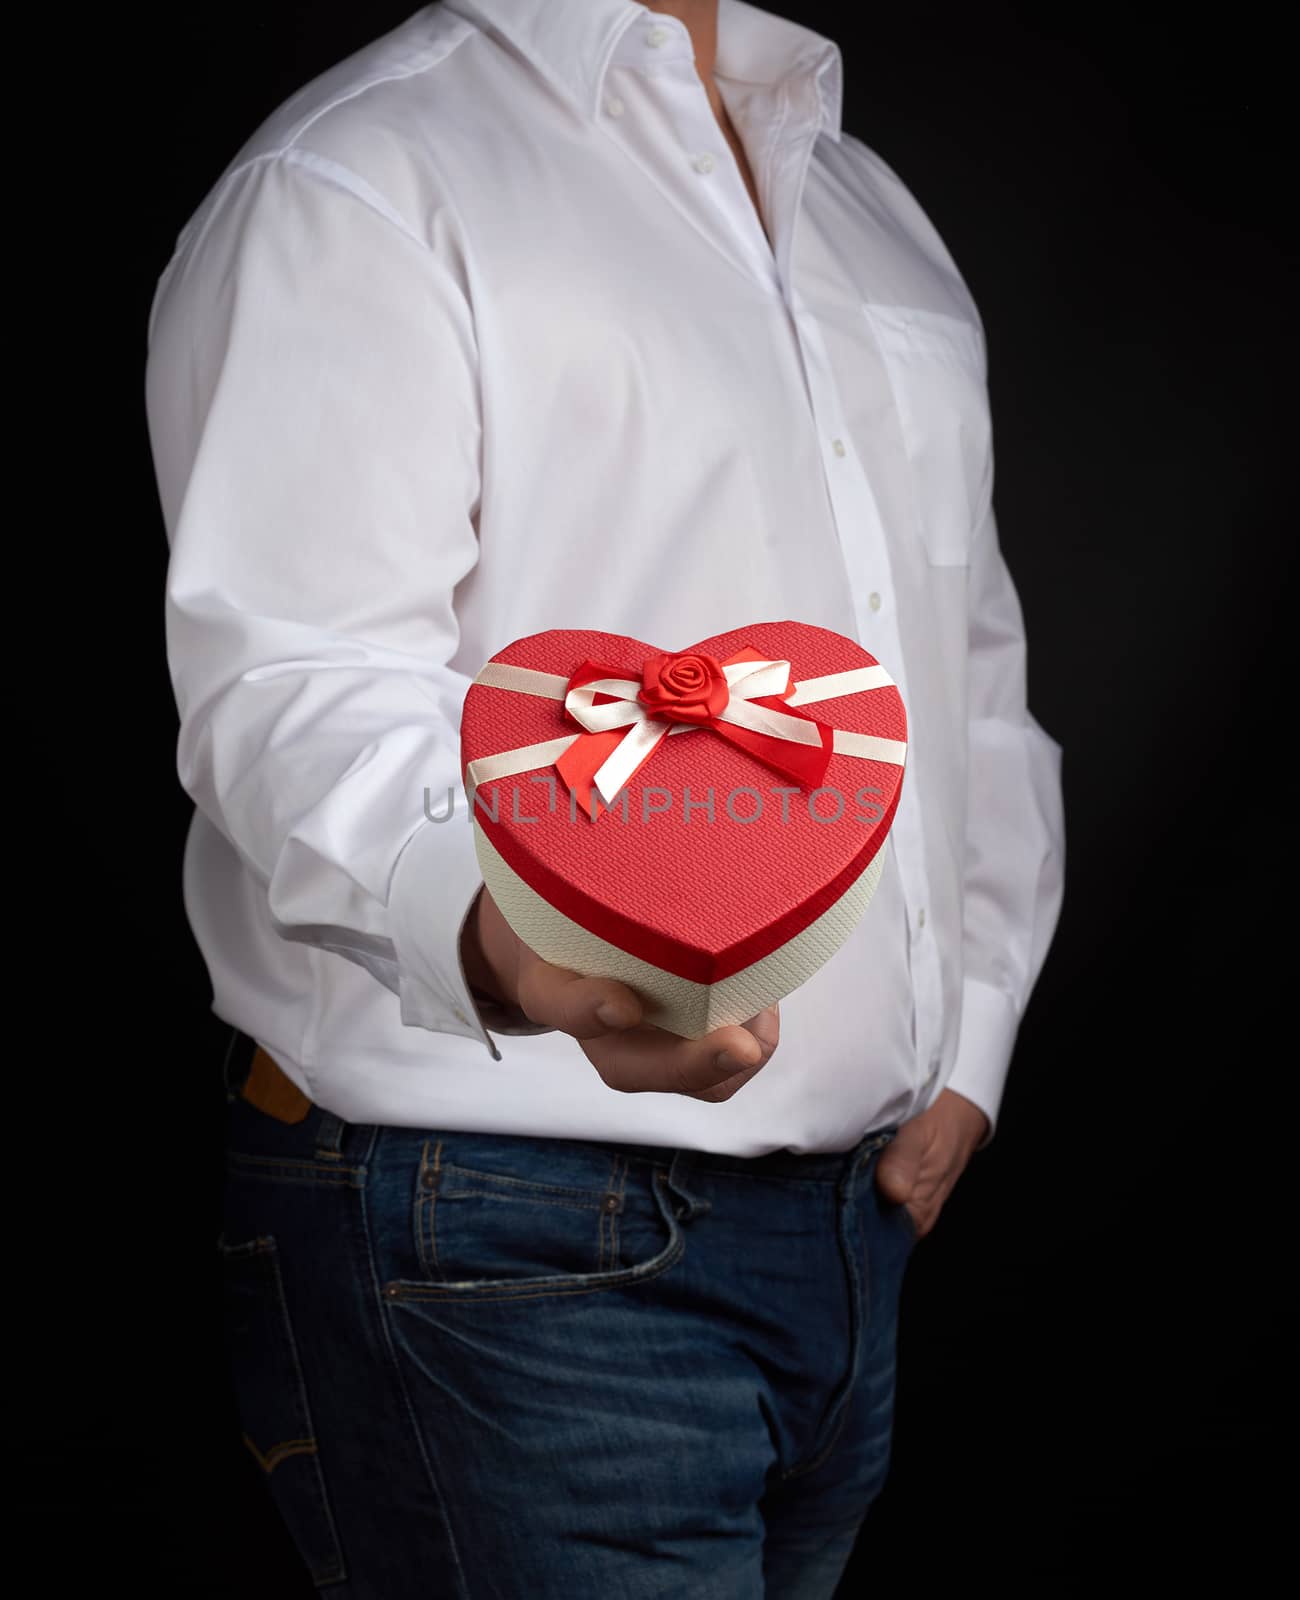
[{"xmin": 861, "ymin": 303, "xmax": 993, "ymax": 567}]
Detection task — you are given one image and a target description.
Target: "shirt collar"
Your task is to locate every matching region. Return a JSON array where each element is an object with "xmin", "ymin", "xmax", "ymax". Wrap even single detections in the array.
[{"xmin": 441, "ymin": 0, "xmax": 844, "ymax": 143}]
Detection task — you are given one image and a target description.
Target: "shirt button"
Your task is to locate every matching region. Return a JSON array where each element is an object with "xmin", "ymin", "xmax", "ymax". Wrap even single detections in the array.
[
  {"xmin": 831, "ymin": 437, "xmax": 846, "ymax": 457},
  {"xmin": 452, "ymin": 1005, "xmax": 467, "ymax": 1024},
  {"xmin": 692, "ymin": 152, "xmax": 716, "ymax": 174},
  {"xmin": 646, "ymin": 25, "xmax": 669, "ymax": 46},
  {"xmin": 868, "ymin": 591, "xmax": 882, "ymax": 612},
  {"xmin": 917, "ymin": 907, "xmax": 927, "ymax": 929},
  {"xmin": 605, "ymin": 95, "xmax": 625, "ymax": 117}
]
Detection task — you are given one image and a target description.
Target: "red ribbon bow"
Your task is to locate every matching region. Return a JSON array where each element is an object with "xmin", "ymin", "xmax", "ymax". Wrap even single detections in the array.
[{"xmin": 554, "ymin": 645, "xmax": 834, "ymax": 818}]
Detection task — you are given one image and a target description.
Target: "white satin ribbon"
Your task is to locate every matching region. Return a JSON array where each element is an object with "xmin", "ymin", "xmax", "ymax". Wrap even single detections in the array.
[
  {"xmin": 466, "ymin": 657, "xmax": 906, "ymax": 808},
  {"xmin": 562, "ymin": 659, "xmax": 838, "ymax": 803}
]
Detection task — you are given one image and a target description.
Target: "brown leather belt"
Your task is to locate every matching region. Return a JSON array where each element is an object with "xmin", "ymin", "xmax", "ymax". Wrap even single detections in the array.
[{"xmin": 241, "ymin": 1045, "xmax": 314, "ymax": 1124}]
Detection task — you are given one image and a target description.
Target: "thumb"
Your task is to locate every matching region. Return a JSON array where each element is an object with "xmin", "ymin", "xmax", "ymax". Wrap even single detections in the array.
[{"xmin": 876, "ymin": 1143, "xmax": 920, "ymax": 1204}]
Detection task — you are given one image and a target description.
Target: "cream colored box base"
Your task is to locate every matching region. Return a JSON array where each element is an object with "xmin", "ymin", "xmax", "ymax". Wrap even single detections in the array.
[{"xmin": 473, "ymin": 819, "xmax": 886, "ymax": 1038}]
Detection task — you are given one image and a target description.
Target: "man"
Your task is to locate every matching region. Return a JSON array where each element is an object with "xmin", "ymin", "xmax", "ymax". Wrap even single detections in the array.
[{"xmin": 145, "ymin": 0, "xmax": 1065, "ymax": 1594}]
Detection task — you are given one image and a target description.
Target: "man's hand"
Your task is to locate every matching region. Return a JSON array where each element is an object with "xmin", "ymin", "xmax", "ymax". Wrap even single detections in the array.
[
  {"xmin": 460, "ymin": 887, "xmax": 779, "ymax": 1102},
  {"xmin": 874, "ymin": 1089, "xmax": 990, "ymax": 1241}
]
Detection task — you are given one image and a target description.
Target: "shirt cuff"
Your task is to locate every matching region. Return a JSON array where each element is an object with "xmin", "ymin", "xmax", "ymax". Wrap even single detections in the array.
[
  {"xmin": 388, "ymin": 816, "xmax": 557, "ymax": 1056},
  {"xmin": 387, "ymin": 816, "xmax": 503, "ymax": 1056},
  {"xmin": 944, "ymin": 976, "xmax": 1021, "ymax": 1151}
]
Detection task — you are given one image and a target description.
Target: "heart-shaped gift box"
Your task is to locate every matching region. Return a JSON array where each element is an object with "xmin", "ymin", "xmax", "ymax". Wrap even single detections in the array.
[{"xmin": 459, "ymin": 621, "xmax": 907, "ymax": 1037}]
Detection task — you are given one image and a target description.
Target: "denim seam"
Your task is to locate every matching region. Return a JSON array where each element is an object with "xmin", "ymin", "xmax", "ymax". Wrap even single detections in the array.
[
  {"xmin": 227, "ymin": 1151, "xmax": 365, "ymax": 1176},
  {"xmin": 227, "ymin": 1157, "xmax": 364, "ymax": 1189},
  {"xmin": 242, "ymin": 1434, "xmax": 318, "ymax": 1473},
  {"xmin": 430, "ymin": 1139, "xmax": 443, "ymax": 1276},
  {"xmin": 416, "ymin": 1139, "xmax": 443, "ymax": 1280},
  {"xmin": 361, "ymin": 1129, "xmax": 471, "ymax": 1600},
  {"xmin": 382, "ymin": 1248, "xmax": 682, "ymax": 1299},
  {"xmin": 385, "ymin": 1162, "xmax": 685, "ymax": 1304},
  {"xmin": 384, "ymin": 1239, "xmax": 684, "ymax": 1305},
  {"xmin": 599, "ymin": 1154, "xmax": 628, "ymax": 1272},
  {"xmin": 780, "ymin": 1185, "xmax": 864, "ymax": 1481},
  {"xmin": 437, "ymin": 1187, "xmax": 614, "ymax": 1213},
  {"xmin": 228, "ymin": 1232, "xmax": 349, "ymax": 1583},
  {"xmin": 438, "ymin": 1163, "xmax": 628, "ymax": 1204},
  {"xmin": 614, "ymin": 1154, "xmax": 629, "ymax": 1268}
]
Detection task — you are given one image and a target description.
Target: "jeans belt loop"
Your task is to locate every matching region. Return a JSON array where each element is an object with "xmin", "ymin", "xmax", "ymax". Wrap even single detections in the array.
[{"xmin": 663, "ymin": 1150, "xmax": 712, "ymax": 1223}]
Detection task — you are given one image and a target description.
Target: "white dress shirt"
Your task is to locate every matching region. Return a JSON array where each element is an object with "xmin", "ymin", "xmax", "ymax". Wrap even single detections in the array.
[{"xmin": 144, "ymin": 0, "xmax": 1065, "ymax": 1157}]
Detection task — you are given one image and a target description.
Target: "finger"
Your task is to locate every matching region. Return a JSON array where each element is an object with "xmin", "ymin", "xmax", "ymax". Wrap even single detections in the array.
[
  {"xmin": 515, "ymin": 955, "xmax": 645, "ymax": 1039},
  {"xmin": 739, "ymin": 1004, "xmax": 780, "ymax": 1059},
  {"xmin": 587, "ymin": 1018, "xmax": 770, "ymax": 1097},
  {"xmin": 681, "ymin": 1008, "xmax": 779, "ymax": 1100},
  {"xmin": 685, "ymin": 1004, "xmax": 778, "ymax": 1094},
  {"xmin": 686, "ymin": 1007, "xmax": 779, "ymax": 1098},
  {"xmin": 684, "ymin": 1055, "xmax": 768, "ymax": 1103},
  {"xmin": 875, "ymin": 1108, "xmax": 937, "ymax": 1204},
  {"xmin": 875, "ymin": 1142, "xmax": 922, "ymax": 1205}
]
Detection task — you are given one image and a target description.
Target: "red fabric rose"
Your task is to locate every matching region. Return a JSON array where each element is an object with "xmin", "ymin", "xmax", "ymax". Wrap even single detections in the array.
[{"xmin": 637, "ymin": 650, "xmax": 730, "ymax": 726}]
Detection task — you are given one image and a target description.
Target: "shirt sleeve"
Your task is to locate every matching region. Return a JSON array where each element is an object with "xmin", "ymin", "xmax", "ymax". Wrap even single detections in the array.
[
  {"xmin": 945, "ymin": 479, "xmax": 1066, "ymax": 1149},
  {"xmin": 145, "ymin": 146, "xmax": 536, "ymax": 1056}
]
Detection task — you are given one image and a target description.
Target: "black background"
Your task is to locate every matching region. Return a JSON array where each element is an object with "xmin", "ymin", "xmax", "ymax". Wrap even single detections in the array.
[{"xmin": 36, "ymin": 1, "xmax": 1284, "ymax": 1592}]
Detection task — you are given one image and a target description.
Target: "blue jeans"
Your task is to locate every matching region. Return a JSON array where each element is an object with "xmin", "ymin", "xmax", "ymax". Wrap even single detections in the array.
[{"xmin": 217, "ymin": 1028, "xmax": 918, "ymax": 1598}]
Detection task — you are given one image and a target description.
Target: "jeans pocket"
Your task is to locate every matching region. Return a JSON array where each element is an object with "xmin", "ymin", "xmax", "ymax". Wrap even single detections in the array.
[
  {"xmin": 388, "ymin": 1135, "xmax": 688, "ymax": 1304},
  {"xmin": 897, "ymin": 1200, "xmax": 919, "ymax": 1248},
  {"xmin": 218, "ymin": 1233, "xmax": 347, "ymax": 1586}
]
